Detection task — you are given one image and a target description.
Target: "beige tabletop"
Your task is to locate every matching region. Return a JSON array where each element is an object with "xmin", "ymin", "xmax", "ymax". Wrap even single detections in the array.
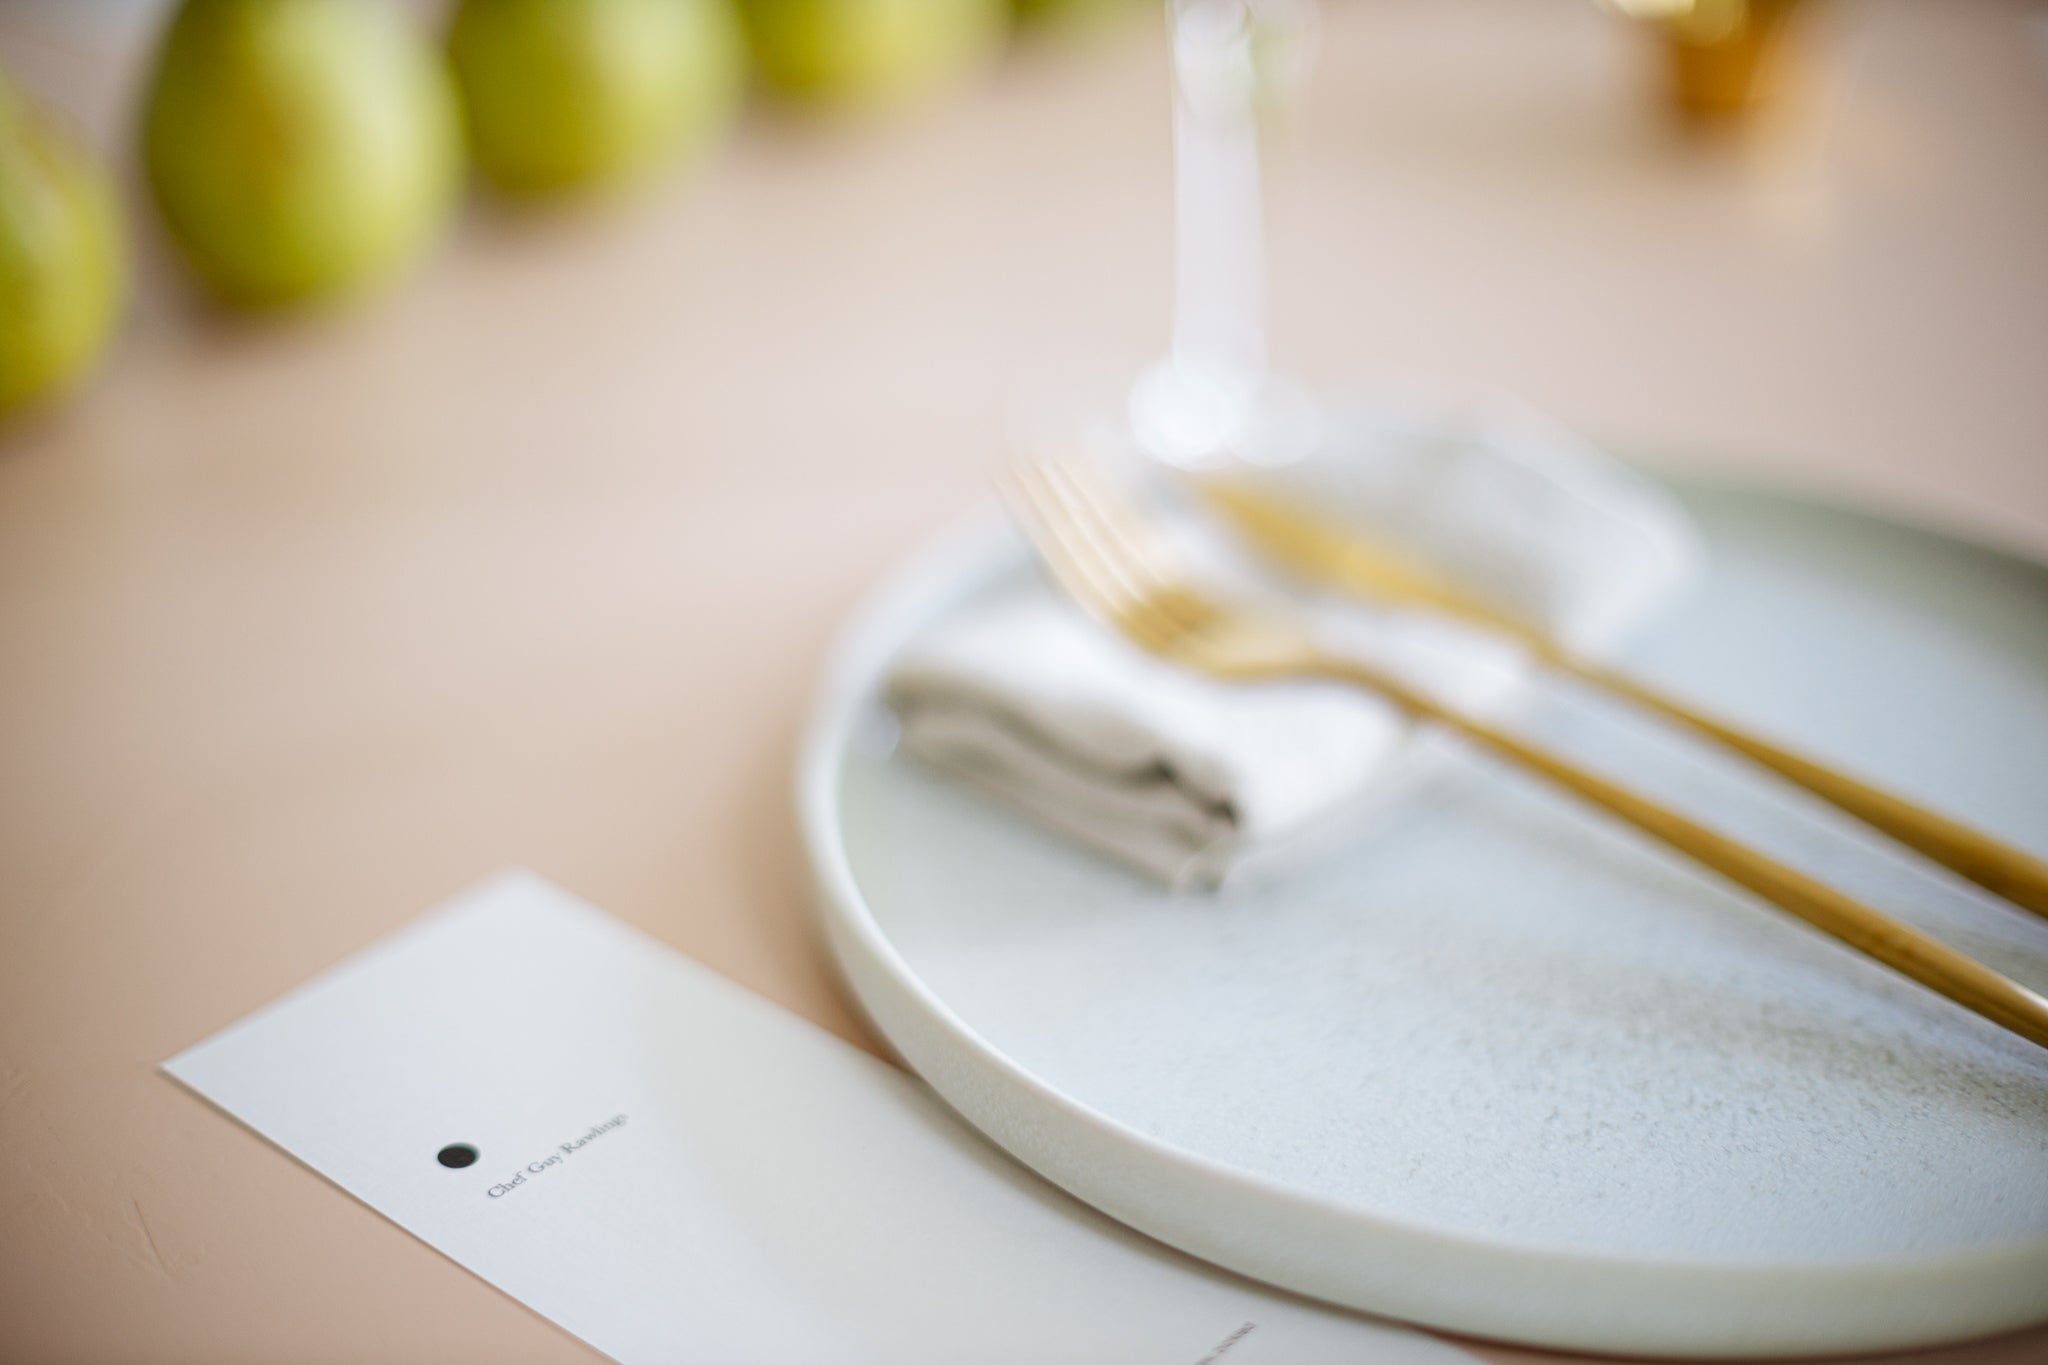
[{"xmin": 4, "ymin": 1, "xmax": 2047, "ymax": 1361}]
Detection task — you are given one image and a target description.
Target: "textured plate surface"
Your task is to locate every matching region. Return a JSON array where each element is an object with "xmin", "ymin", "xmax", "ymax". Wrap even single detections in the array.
[{"xmin": 799, "ymin": 481, "xmax": 2048, "ymax": 1357}]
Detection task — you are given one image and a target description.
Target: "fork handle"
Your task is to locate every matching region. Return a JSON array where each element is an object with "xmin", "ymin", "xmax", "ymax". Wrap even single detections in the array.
[
  {"xmin": 1568, "ymin": 655, "xmax": 2048, "ymax": 922},
  {"xmin": 1200, "ymin": 478, "xmax": 2048, "ymax": 922},
  {"xmin": 1314, "ymin": 652, "xmax": 2048, "ymax": 1052}
]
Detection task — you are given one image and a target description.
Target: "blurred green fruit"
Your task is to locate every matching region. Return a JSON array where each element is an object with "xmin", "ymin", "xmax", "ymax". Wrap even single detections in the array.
[
  {"xmin": 739, "ymin": 0, "xmax": 1005, "ymax": 107},
  {"xmin": 0, "ymin": 73, "xmax": 125, "ymax": 422},
  {"xmin": 1013, "ymin": 0, "xmax": 1139, "ymax": 27},
  {"xmin": 140, "ymin": 0, "xmax": 461, "ymax": 309},
  {"xmin": 450, "ymin": 0, "xmax": 745, "ymax": 198}
]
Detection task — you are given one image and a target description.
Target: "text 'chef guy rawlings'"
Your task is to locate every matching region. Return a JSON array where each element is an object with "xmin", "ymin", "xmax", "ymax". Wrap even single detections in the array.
[{"xmin": 487, "ymin": 1115, "xmax": 627, "ymax": 1198}]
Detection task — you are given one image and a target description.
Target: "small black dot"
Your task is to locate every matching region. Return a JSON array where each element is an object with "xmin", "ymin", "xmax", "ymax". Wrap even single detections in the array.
[{"xmin": 437, "ymin": 1143, "xmax": 478, "ymax": 1169}]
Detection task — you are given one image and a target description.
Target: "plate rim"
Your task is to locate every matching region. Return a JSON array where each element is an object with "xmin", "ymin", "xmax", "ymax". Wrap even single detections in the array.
[{"xmin": 795, "ymin": 477, "xmax": 2048, "ymax": 1358}]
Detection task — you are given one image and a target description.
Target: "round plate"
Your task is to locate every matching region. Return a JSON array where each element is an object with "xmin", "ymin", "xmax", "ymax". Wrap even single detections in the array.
[{"xmin": 798, "ymin": 479, "xmax": 2048, "ymax": 1358}]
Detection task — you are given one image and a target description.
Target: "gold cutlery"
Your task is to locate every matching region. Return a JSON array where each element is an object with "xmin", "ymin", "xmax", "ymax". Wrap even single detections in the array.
[
  {"xmin": 1198, "ymin": 477, "xmax": 2048, "ymax": 923},
  {"xmin": 1002, "ymin": 456, "xmax": 2048, "ymax": 1054}
]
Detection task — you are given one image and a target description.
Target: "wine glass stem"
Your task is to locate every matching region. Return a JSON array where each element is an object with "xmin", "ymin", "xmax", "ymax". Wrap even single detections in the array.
[{"xmin": 1170, "ymin": 0, "xmax": 1267, "ymax": 390}]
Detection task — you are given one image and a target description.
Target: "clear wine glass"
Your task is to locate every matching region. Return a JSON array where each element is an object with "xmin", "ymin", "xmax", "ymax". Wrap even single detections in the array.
[{"xmin": 1129, "ymin": 0, "xmax": 1320, "ymax": 468}]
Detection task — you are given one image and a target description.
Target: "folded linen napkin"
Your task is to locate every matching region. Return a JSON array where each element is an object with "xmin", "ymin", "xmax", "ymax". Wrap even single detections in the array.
[
  {"xmin": 886, "ymin": 590, "xmax": 1525, "ymax": 890},
  {"xmin": 885, "ymin": 402, "xmax": 1698, "ymax": 889}
]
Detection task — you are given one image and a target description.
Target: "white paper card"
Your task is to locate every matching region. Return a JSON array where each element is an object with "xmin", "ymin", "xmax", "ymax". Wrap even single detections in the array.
[{"xmin": 165, "ymin": 871, "xmax": 1472, "ymax": 1365}]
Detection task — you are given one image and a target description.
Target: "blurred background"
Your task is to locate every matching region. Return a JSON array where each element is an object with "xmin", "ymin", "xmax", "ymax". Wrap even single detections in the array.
[{"xmin": 4, "ymin": 0, "xmax": 2046, "ymax": 544}]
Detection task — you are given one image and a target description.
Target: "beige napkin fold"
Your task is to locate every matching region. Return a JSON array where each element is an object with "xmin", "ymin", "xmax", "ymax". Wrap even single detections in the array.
[{"xmin": 886, "ymin": 590, "xmax": 1524, "ymax": 889}]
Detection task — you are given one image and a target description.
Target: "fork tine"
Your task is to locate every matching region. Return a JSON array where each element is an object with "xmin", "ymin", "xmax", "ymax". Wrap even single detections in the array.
[
  {"xmin": 1042, "ymin": 457, "xmax": 1225, "ymax": 638},
  {"xmin": 997, "ymin": 465, "xmax": 1115, "ymax": 616},
  {"xmin": 1026, "ymin": 463, "xmax": 1165, "ymax": 616},
  {"xmin": 1001, "ymin": 465, "xmax": 1167, "ymax": 650},
  {"xmin": 1042, "ymin": 458, "xmax": 1185, "ymax": 594},
  {"xmin": 1003, "ymin": 463, "xmax": 1185, "ymax": 656},
  {"xmin": 1012, "ymin": 462, "xmax": 1149, "ymax": 611},
  {"xmin": 1035, "ymin": 457, "xmax": 1223, "ymax": 653},
  {"xmin": 1030, "ymin": 460, "xmax": 1203, "ymax": 654}
]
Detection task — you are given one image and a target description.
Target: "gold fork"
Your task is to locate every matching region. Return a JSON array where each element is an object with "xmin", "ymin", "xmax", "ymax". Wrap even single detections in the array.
[
  {"xmin": 1002, "ymin": 457, "xmax": 2048, "ymax": 1054},
  {"xmin": 1199, "ymin": 477, "xmax": 2048, "ymax": 924}
]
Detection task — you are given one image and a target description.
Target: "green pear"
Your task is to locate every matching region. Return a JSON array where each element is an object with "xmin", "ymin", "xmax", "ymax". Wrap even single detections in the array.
[
  {"xmin": 738, "ymin": 0, "xmax": 1006, "ymax": 107},
  {"xmin": 140, "ymin": 0, "xmax": 461, "ymax": 309},
  {"xmin": 449, "ymin": 0, "xmax": 745, "ymax": 199},
  {"xmin": 0, "ymin": 72, "xmax": 125, "ymax": 422}
]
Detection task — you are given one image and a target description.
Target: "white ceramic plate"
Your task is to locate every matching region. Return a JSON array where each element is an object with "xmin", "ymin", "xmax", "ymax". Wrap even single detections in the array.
[{"xmin": 798, "ymin": 479, "xmax": 2048, "ymax": 1358}]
